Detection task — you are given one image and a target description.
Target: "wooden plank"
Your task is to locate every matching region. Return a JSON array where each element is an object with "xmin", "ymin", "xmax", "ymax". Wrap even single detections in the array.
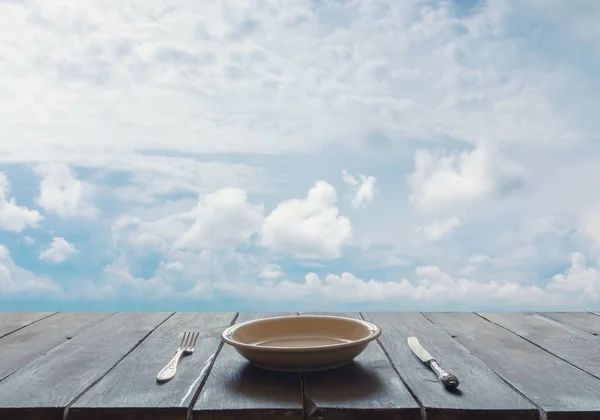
[
  {"xmin": 301, "ymin": 312, "xmax": 420, "ymax": 420},
  {"xmin": 540, "ymin": 312, "xmax": 600, "ymax": 336},
  {"xmin": 193, "ymin": 312, "xmax": 303, "ymax": 420},
  {"xmin": 68, "ymin": 312, "xmax": 237, "ymax": 420},
  {"xmin": 0, "ymin": 312, "xmax": 115, "ymax": 382},
  {"xmin": 0, "ymin": 312, "xmax": 172, "ymax": 420},
  {"xmin": 0, "ymin": 312, "xmax": 56, "ymax": 338},
  {"xmin": 426, "ymin": 312, "xmax": 600, "ymax": 420},
  {"xmin": 479, "ymin": 312, "xmax": 600, "ymax": 379},
  {"xmin": 364, "ymin": 312, "xmax": 539, "ymax": 420}
]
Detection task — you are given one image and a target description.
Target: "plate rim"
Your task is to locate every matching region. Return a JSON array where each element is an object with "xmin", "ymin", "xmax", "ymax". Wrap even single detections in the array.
[{"xmin": 221, "ymin": 314, "xmax": 381, "ymax": 353}]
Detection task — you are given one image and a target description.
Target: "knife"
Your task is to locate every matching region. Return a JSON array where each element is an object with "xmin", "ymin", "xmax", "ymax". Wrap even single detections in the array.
[{"xmin": 407, "ymin": 336, "xmax": 459, "ymax": 389}]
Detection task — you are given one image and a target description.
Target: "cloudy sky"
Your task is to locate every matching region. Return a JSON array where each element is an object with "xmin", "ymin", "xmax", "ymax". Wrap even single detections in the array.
[{"xmin": 1, "ymin": 0, "xmax": 599, "ymax": 311}]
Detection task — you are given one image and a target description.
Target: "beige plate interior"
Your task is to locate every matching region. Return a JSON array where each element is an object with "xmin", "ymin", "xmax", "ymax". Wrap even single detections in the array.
[{"xmin": 221, "ymin": 315, "xmax": 381, "ymax": 372}]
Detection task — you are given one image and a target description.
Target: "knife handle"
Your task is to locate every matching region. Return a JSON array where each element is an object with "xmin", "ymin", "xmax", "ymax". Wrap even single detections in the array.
[{"xmin": 428, "ymin": 359, "xmax": 459, "ymax": 389}]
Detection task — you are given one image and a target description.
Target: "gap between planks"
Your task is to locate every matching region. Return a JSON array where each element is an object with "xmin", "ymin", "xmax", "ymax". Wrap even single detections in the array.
[
  {"xmin": 0, "ymin": 312, "xmax": 59, "ymax": 340},
  {"xmin": 535, "ymin": 312, "xmax": 600, "ymax": 336},
  {"xmin": 47, "ymin": 312, "xmax": 597, "ymax": 420},
  {"xmin": 184, "ymin": 312, "xmax": 240, "ymax": 420},
  {"xmin": 62, "ymin": 312, "xmax": 177, "ymax": 420},
  {"xmin": 475, "ymin": 312, "xmax": 600, "ymax": 381},
  {"xmin": 420, "ymin": 312, "xmax": 549, "ymax": 420},
  {"xmin": 359, "ymin": 312, "xmax": 427, "ymax": 420},
  {"xmin": 0, "ymin": 312, "xmax": 119, "ymax": 386},
  {"xmin": 298, "ymin": 312, "xmax": 312, "ymax": 420},
  {"xmin": 300, "ymin": 367, "xmax": 312, "ymax": 420}
]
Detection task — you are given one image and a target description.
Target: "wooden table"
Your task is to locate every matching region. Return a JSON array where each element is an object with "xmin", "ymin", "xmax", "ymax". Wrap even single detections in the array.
[{"xmin": 0, "ymin": 312, "xmax": 599, "ymax": 420}]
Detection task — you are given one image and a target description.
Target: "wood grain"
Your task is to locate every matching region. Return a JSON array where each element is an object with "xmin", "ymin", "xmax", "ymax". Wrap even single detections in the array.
[
  {"xmin": 192, "ymin": 312, "xmax": 303, "ymax": 420},
  {"xmin": 478, "ymin": 312, "xmax": 600, "ymax": 379},
  {"xmin": 0, "ymin": 312, "xmax": 114, "ymax": 382},
  {"xmin": 0, "ymin": 312, "xmax": 56, "ymax": 338},
  {"xmin": 68, "ymin": 312, "xmax": 236, "ymax": 420},
  {"xmin": 540, "ymin": 312, "xmax": 600, "ymax": 336},
  {"xmin": 426, "ymin": 312, "xmax": 600, "ymax": 420},
  {"xmin": 0, "ymin": 312, "xmax": 172, "ymax": 420},
  {"xmin": 2, "ymin": 311, "xmax": 600, "ymax": 419},
  {"xmin": 301, "ymin": 312, "xmax": 420, "ymax": 420},
  {"xmin": 364, "ymin": 312, "xmax": 539, "ymax": 420}
]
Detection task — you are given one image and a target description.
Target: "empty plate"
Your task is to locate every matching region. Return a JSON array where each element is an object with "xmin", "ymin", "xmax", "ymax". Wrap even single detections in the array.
[{"xmin": 221, "ymin": 315, "xmax": 381, "ymax": 372}]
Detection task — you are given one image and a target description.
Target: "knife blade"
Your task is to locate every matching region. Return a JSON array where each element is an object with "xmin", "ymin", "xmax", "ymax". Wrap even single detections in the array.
[{"xmin": 407, "ymin": 336, "xmax": 459, "ymax": 389}]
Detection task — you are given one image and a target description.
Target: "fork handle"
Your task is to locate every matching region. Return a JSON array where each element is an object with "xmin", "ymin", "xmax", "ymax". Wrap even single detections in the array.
[{"xmin": 157, "ymin": 348, "xmax": 185, "ymax": 382}]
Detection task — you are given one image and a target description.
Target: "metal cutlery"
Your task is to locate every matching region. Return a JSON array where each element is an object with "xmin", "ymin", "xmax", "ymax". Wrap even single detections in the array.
[
  {"xmin": 157, "ymin": 331, "xmax": 199, "ymax": 382},
  {"xmin": 407, "ymin": 336, "xmax": 459, "ymax": 389}
]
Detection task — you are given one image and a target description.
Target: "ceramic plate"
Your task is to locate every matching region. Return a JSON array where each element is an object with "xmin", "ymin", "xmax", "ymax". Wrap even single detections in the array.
[{"xmin": 221, "ymin": 315, "xmax": 381, "ymax": 372}]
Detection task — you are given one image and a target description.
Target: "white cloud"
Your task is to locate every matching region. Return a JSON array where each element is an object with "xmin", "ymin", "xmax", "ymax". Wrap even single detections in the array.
[
  {"xmin": 97, "ymin": 265, "xmax": 177, "ymax": 301},
  {"xmin": 98, "ymin": 247, "xmax": 268, "ymax": 301},
  {"xmin": 0, "ymin": 172, "xmax": 43, "ymax": 232},
  {"xmin": 39, "ymin": 244, "xmax": 600, "ymax": 308},
  {"xmin": 23, "ymin": 236, "xmax": 36, "ymax": 245},
  {"xmin": 173, "ymin": 188, "xmax": 264, "ymax": 251},
  {"xmin": 548, "ymin": 252, "xmax": 600, "ymax": 299},
  {"xmin": 0, "ymin": 0, "xmax": 599, "ymax": 310},
  {"xmin": 109, "ymin": 158, "xmax": 270, "ymax": 204},
  {"xmin": 258, "ymin": 263, "xmax": 283, "ymax": 287},
  {"xmin": 39, "ymin": 237, "xmax": 78, "ymax": 263},
  {"xmin": 258, "ymin": 264, "xmax": 283, "ymax": 280},
  {"xmin": 341, "ymin": 170, "xmax": 377, "ymax": 209},
  {"xmin": 0, "ymin": 244, "xmax": 60, "ymax": 295},
  {"xmin": 581, "ymin": 205, "xmax": 600, "ymax": 247},
  {"xmin": 36, "ymin": 163, "xmax": 97, "ymax": 218},
  {"xmin": 407, "ymin": 145, "xmax": 523, "ymax": 213},
  {"xmin": 105, "ymin": 187, "xmax": 265, "ymax": 296},
  {"xmin": 260, "ymin": 181, "xmax": 352, "ymax": 259},
  {"xmin": 522, "ymin": 0, "xmax": 600, "ymax": 49},
  {"xmin": 218, "ymin": 267, "xmax": 548, "ymax": 308},
  {"xmin": 0, "ymin": 0, "xmax": 586, "ymax": 166},
  {"xmin": 219, "ymin": 257, "xmax": 600, "ymax": 309},
  {"xmin": 113, "ymin": 187, "xmax": 263, "ymax": 254},
  {"xmin": 469, "ymin": 254, "xmax": 492, "ymax": 265},
  {"xmin": 418, "ymin": 217, "xmax": 462, "ymax": 241}
]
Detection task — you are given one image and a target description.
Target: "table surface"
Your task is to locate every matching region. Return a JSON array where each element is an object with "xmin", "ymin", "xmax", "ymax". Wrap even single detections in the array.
[{"xmin": 0, "ymin": 312, "xmax": 599, "ymax": 420}]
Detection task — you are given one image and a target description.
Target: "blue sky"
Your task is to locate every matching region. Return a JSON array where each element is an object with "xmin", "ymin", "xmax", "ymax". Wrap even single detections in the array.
[{"xmin": 1, "ymin": 0, "xmax": 600, "ymax": 311}]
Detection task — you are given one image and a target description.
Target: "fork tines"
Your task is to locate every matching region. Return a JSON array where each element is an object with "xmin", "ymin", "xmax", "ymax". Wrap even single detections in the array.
[{"xmin": 181, "ymin": 331, "xmax": 199, "ymax": 351}]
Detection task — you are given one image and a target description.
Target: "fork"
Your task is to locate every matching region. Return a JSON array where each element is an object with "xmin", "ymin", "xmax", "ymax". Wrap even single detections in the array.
[{"xmin": 157, "ymin": 331, "xmax": 199, "ymax": 382}]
